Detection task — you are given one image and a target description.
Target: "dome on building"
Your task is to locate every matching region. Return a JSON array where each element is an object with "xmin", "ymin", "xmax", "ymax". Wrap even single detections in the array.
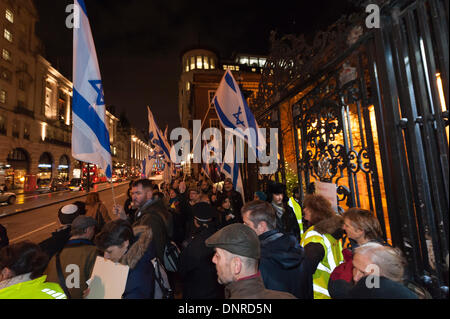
[{"xmin": 181, "ymin": 49, "xmax": 218, "ymax": 73}]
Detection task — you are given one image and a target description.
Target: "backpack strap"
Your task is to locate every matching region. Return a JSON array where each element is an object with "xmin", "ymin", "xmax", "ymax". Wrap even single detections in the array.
[{"xmin": 55, "ymin": 252, "xmax": 71, "ymax": 299}]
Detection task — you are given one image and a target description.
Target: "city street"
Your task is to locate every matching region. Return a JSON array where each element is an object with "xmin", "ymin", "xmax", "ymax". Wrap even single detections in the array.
[{"xmin": 0, "ymin": 182, "xmax": 129, "ymax": 245}]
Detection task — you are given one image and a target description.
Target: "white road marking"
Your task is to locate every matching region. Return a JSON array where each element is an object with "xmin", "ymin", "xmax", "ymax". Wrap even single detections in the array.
[{"xmin": 10, "ymin": 222, "xmax": 57, "ymax": 243}]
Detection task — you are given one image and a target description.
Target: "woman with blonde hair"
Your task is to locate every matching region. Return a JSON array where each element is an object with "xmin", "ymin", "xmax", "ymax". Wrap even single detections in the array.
[
  {"xmin": 85, "ymin": 191, "xmax": 111, "ymax": 233},
  {"xmin": 328, "ymin": 207, "xmax": 386, "ymax": 298}
]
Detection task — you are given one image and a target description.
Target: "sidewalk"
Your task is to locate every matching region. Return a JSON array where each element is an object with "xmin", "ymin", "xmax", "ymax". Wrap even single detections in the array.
[{"xmin": 0, "ymin": 181, "xmax": 129, "ymax": 219}]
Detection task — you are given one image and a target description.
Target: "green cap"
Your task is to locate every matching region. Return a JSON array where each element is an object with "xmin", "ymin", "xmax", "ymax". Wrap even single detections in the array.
[{"xmin": 205, "ymin": 223, "xmax": 260, "ymax": 259}]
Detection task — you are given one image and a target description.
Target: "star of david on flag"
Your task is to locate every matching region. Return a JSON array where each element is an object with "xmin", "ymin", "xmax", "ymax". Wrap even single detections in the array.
[
  {"xmin": 72, "ymin": 0, "xmax": 112, "ymax": 179},
  {"xmin": 212, "ymin": 69, "xmax": 266, "ymax": 158}
]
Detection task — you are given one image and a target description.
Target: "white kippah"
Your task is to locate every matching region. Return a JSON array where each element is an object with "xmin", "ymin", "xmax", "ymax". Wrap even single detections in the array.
[{"xmin": 61, "ymin": 204, "xmax": 78, "ymax": 215}]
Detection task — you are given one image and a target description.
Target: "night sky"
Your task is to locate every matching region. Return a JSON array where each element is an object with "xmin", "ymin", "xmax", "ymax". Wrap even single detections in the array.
[{"xmin": 34, "ymin": 0, "xmax": 358, "ymax": 133}]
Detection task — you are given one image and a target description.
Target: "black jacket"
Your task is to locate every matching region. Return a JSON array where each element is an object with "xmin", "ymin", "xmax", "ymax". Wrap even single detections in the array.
[
  {"xmin": 120, "ymin": 226, "xmax": 157, "ymax": 299},
  {"xmin": 38, "ymin": 226, "xmax": 72, "ymax": 259},
  {"xmin": 259, "ymin": 230, "xmax": 313, "ymax": 299},
  {"xmin": 218, "ymin": 189, "xmax": 244, "ymax": 222},
  {"xmin": 178, "ymin": 225, "xmax": 224, "ymax": 299},
  {"xmin": 272, "ymin": 203, "xmax": 301, "ymax": 243},
  {"xmin": 349, "ymin": 276, "xmax": 418, "ymax": 299}
]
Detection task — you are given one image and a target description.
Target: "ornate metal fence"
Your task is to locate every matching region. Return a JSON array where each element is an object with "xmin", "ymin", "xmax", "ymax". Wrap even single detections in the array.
[{"xmin": 257, "ymin": 0, "xmax": 449, "ymax": 298}]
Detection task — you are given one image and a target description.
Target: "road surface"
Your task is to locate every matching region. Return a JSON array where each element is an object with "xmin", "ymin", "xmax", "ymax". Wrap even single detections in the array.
[{"xmin": 0, "ymin": 182, "xmax": 129, "ymax": 245}]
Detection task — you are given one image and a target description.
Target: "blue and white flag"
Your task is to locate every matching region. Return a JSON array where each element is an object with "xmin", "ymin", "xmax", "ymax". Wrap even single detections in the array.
[
  {"xmin": 218, "ymin": 140, "xmax": 244, "ymax": 201},
  {"xmin": 147, "ymin": 106, "xmax": 171, "ymax": 162},
  {"xmin": 212, "ymin": 70, "xmax": 265, "ymax": 158},
  {"xmin": 72, "ymin": 0, "xmax": 112, "ymax": 178},
  {"xmin": 142, "ymin": 151, "xmax": 157, "ymax": 178}
]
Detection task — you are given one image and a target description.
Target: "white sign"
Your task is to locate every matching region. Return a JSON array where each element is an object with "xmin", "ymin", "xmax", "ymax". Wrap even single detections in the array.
[
  {"xmin": 86, "ymin": 256, "xmax": 129, "ymax": 299},
  {"xmin": 315, "ymin": 181, "xmax": 338, "ymax": 212}
]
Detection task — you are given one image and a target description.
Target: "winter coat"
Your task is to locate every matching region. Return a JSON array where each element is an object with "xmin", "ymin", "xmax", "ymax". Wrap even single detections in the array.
[
  {"xmin": 38, "ymin": 226, "xmax": 72, "ymax": 259},
  {"xmin": 178, "ymin": 224, "xmax": 224, "ymax": 299},
  {"xmin": 119, "ymin": 226, "xmax": 157, "ymax": 299},
  {"xmin": 44, "ymin": 238, "xmax": 97, "ymax": 299},
  {"xmin": 225, "ymin": 272, "xmax": 297, "ymax": 299},
  {"xmin": 217, "ymin": 207, "xmax": 238, "ymax": 228},
  {"xmin": 218, "ymin": 190, "xmax": 244, "ymax": 222},
  {"xmin": 259, "ymin": 230, "xmax": 313, "ymax": 299},
  {"xmin": 328, "ymin": 238, "xmax": 390, "ymax": 299},
  {"xmin": 133, "ymin": 199, "xmax": 171, "ymax": 263},
  {"xmin": 349, "ymin": 276, "xmax": 418, "ymax": 299},
  {"xmin": 272, "ymin": 202, "xmax": 301, "ymax": 242}
]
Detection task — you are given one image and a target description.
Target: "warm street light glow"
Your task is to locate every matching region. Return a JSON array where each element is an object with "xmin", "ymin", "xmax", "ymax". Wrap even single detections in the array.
[{"xmin": 41, "ymin": 122, "xmax": 47, "ymax": 141}]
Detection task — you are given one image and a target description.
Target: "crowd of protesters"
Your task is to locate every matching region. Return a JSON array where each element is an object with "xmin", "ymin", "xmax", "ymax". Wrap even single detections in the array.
[{"xmin": 0, "ymin": 174, "xmax": 429, "ymax": 299}]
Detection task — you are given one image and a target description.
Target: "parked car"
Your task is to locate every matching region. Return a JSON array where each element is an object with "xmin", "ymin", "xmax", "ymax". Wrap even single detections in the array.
[
  {"xmin": 51, "ymin": 179, "xmax": 68, "ymax": 192},
  {"xmin": 36, "ymin": 179, "xmax": 52, "ymax": 193},
  {"xmin": 0, "ymin": 190, "xmax": 16, "ymax": 205},
  {"xmin": 68, "ymin": 178, "xmax": 83, "ymax": 192}
]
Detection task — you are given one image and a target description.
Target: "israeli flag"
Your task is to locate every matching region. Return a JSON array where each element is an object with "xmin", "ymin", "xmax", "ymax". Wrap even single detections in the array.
[
  {"xmin": 219, "ymin": 144, "xmax": 244, "ymax": 202},
  {"xmin": 142, "ymin": 151, "xmax": 157, "ymax": 178},
  {"xmin": 212, "ymin": 70, "xmax": 265, "ymax": 158},
  {"xmin": 72, "ymin": 0, "xmax": 112, "ymax": 178},
  {"xmin": 147, "ymin": 106, "xmax": 171, "ymax": 162}
]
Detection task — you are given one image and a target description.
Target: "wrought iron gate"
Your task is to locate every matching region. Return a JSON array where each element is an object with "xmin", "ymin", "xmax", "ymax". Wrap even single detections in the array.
[{"xmin": 257, "ymin": 0, "xmax": 449, "ymax": 298}]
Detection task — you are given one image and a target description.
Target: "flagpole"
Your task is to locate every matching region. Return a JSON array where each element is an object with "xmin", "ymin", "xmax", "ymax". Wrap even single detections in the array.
[
  {"xmin": 110, "ymin": 179, "xmax": 117, "ymax": 207},
  {"xmin": 192, "ymin": 103, "xmax": 212, "ymax": 157}
]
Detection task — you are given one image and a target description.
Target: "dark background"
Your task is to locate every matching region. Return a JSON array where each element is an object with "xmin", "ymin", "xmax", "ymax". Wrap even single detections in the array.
[{"xmin": 34, "ymin": 0, "xmax": 358, "ymax": 133}]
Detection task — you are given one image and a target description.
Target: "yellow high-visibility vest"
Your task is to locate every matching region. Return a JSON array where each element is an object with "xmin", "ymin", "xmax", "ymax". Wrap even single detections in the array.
[
  {"xmin": 300, "ymin": 226, "xmax": 344, "ymax": 299},
  {"xmin": 288, "ymin": 197, "xmax": 303, "ymax": 236},
  {"xmin": 0, "ymin": 275, "xmax": 67, "ymax": 299}
]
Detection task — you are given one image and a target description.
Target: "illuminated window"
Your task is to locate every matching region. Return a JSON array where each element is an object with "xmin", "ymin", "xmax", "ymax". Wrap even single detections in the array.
[
  {"xmin": 185, "ymin": 59, "xmax": 189, "ymax": 72},
  {"xmin": 4, "ymin": 28, "xmax": 12, "ymax": 42},
  {"xmin": 203, "ymin": 56, "xmax": 209, "ymax": 69},
  {"xmin": 223, "ymin": 65, "xmax": 228, "ymax": 70},
  {"xmin": 196, "ymin": 56, "xmax": 203, "ymax": 69},
  {"xmin": 190, "ymin": 56, "xmax": 195, "ymax": 70},
  {"xmin": 258, "ymin": 58, "xmax": 266, "ymax": 67},
  {"xmin": 186, "ymin": 81, "xmax": 190, "ymax": 91},
  {"xmin": 239, "ymin": 57, "xmax": 249, "ymax": 65},
  {"xmin": 2, "ymin": 49, "xmax": 11, "ymax": 61},
  {"xmin": 1, "ymin": 69, "xmax": 12, "ymax": 82},
  {"xmin": 210, "ymin": 58, "xmax": 215, "ymax": 69},
  {"xmin": 0, "ymin": 90, "xmax": 6, "ymax": 104},
  {"xmin": 235, "ymin": 66, "xmax": 240, "ymax": 71},
  {"xmin": 45, "ymin": 87, "xmax": 52, "ymax": 118},
  {"xmin": 5, "ymin": 9, "xmax": 13, "ymax": 23},
  {"xmin": 250, "ymin": 57, "xmax": 258, "ymax": 66}
]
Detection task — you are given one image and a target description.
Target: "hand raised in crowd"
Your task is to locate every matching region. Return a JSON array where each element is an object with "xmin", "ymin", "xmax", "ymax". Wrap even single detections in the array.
[{"xmin": 113, "ymin": 204, "xmax": 127, "ymax": 220}]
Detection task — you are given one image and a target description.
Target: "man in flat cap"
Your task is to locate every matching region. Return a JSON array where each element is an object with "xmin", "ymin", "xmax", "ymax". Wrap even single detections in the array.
[
  {"xmin": 44, "ymin": 216, "xmax": 98, "ymax": 299},
  {"xmin": 205, "ymin": 223, "xmax": 296, "ymax": 299}
]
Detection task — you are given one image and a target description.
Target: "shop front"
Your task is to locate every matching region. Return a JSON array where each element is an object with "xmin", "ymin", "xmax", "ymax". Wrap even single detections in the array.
[
  {"xmin": 58, "ymin": 155, "xmax": 70, "ymax": 181},
  {"xmin": 5, "ymin": 148, "xmax": 30, "ymax": 190},
  {"xmin": 38, "ymin": 152, "xmax": 53, "ymax": 182}
]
